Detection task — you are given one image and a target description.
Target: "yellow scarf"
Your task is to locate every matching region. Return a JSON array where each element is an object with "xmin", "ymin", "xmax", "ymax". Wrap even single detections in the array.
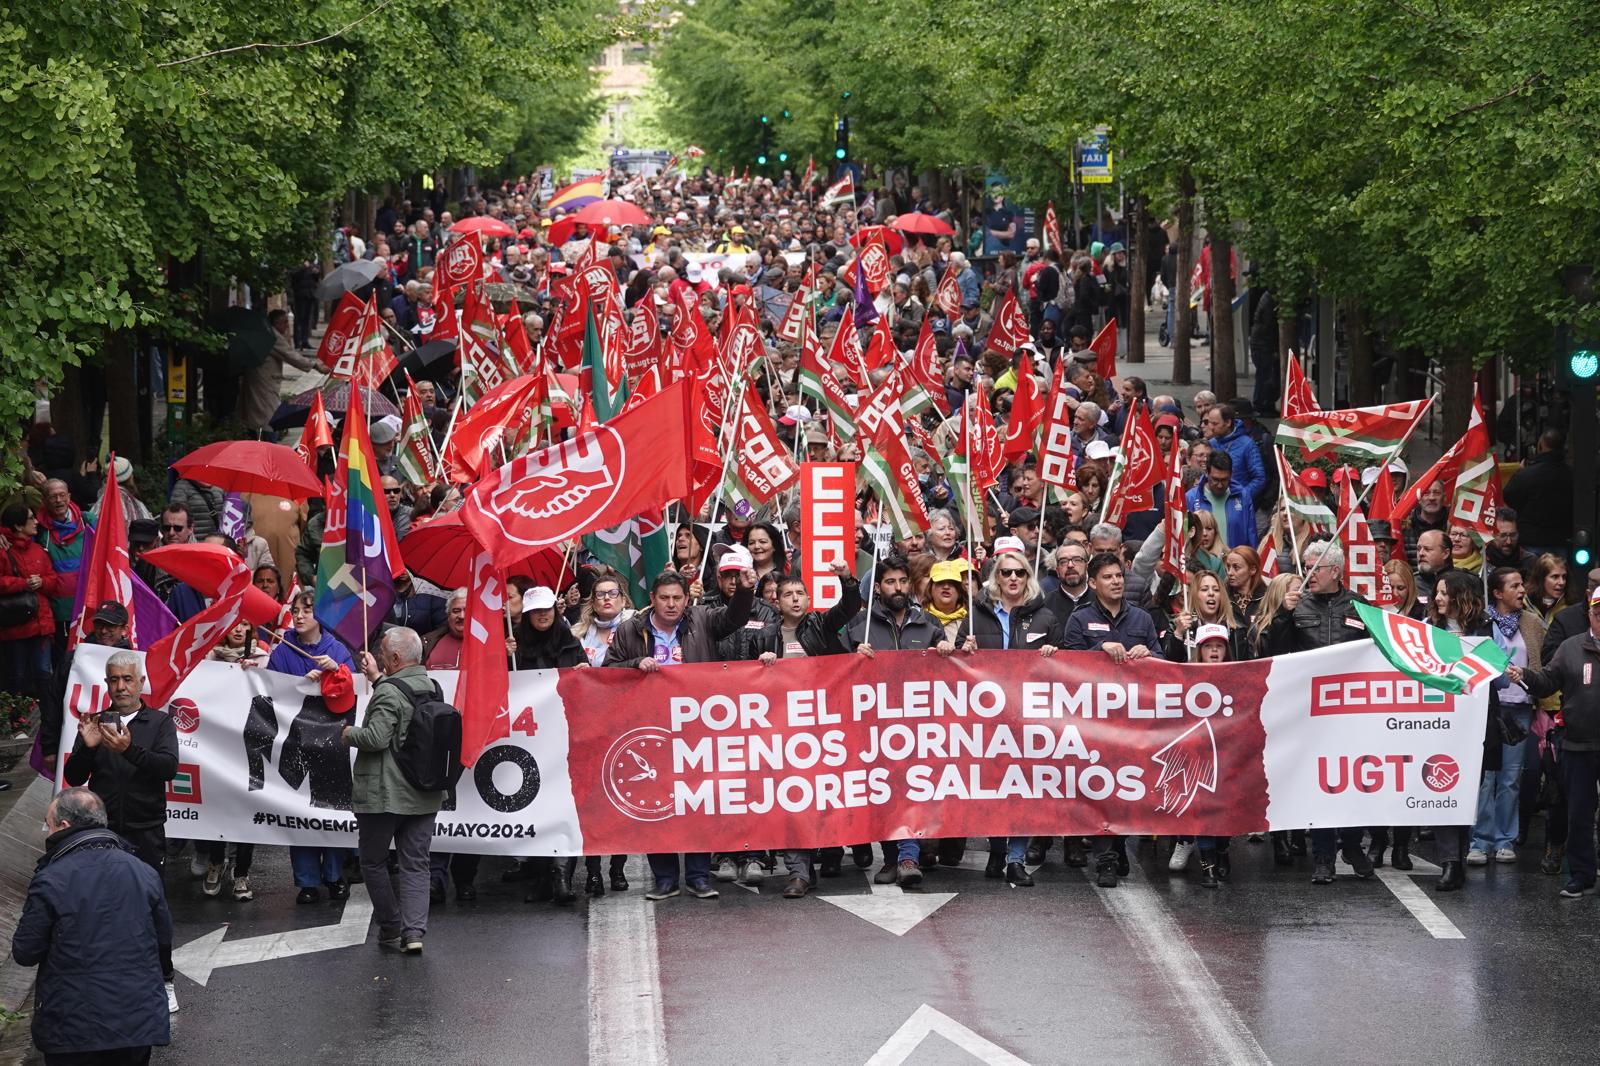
[
  {"xmin": 1453, "ymin": 549, "xmax": 1483, "ymax": 574},
  {"xmin": 926, "ymin": 603, "xmax": 968, "ymax": 626}
]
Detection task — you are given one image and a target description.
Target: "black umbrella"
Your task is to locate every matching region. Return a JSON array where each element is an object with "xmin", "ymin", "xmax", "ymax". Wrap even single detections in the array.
[
  {"xmin": 393, "ymin": 339, "xmax": 458, "ymax": 384},
  {"xmin": 315, "ymin": 259, "xmax": 387, "ymax": 300},
  {"xmin": 270, "ymin": 381, "xmax": 401, "ymax": 429},
  {"xmin": 215, "ymin": 306, "xmax": 276, "ymax": 372}
]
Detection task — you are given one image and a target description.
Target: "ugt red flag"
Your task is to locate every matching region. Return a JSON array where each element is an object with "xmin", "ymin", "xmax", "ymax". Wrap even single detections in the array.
[
  {"xmin": 458, "ymin": 547, "xmax": 511, "ymax": 766},
  {"xmin": 987, "ymin": 288, "xmax": 1030, "ymax": 358},
  {"xmin": 1089, "ymin": 319, "xmax": 1118, "ymax": 381},
  {"xmin": 463, "ymin": 381, "xmax": 690, "ymax": 569},
  {"xmin": 1001, "ymin": 354, "xmax": 1044, "ymax": 461},
  {"xmin": 1102, "ymin": 402, "xmax": 1162, "ymax": 526},
  {"xmin": 1283, "ymin": 351, "xmax": 1319, "ymax": 418},
  {"xmin": 143, "ymin": 552, "xmax": 251, "ymax": 706},
  {"xmin": 443, "ymin": 374, "xmax": 543, "ymax": 484},
  {"xmin": 933, "ymin": 265, "xmax": 964, "ymax": 319},
  {"xmin": 71, "ymin": 458, "xmax": 134, "ymax": 649}
]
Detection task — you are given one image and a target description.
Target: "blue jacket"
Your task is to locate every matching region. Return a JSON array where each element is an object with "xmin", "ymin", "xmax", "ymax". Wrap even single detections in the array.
[
  {"xmin": 267, "ymin": 627, "xmax": 355, "ymax": 675},
  {"xmin": 1185, "ymin": 481, "xmax": 1257, "ymax": 551},
  {"xmin": 13, "ymin": 826, "xmax": 171, "ymax": 1054},
  {"xmin": 1209, "ymin": 421, "xmax": 1266, "ymax": 503},
  {"xmin": 1061, "ymin": 597, "xmax": 1161, "ymax": 654}
]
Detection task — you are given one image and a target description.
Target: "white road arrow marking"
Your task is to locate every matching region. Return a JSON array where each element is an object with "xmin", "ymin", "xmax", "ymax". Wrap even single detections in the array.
[
  {"xmin": 172, "ymin": 885, "xmax": 374, "ymax": 986},
  {"xmin": 1335, "ymin": 856, "xmax": 1463, "ymax": 939},
  {"xmin": 819, "ymin": 871, "xmax": 957, "ymax": 937},
  {"xmin": 865, "ymin": 1003, "xmax": 1032, "ymax": 1066}
]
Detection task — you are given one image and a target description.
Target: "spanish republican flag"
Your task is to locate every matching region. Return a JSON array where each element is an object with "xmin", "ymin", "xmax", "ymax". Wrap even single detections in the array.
[{"xmin": 548, "ymin": 174, "xmax": 606, "ymax": 211}]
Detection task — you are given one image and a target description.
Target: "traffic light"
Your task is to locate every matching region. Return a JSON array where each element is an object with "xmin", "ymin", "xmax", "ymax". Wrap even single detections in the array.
[
  {"xmin": 1572, "ymin": 347, "xmax": 1600, "ymax": 381},
  {"xmin": 757, "ymin": 116, "xmax": 772, "ymax": 166},
  {"xmin": 781, "ymin": 108, "xmax": 792, "ymax": 120},
  {"xmin": 1575, "ymin": 529, "xmax": 1592, "ymax": 567},
  {"xmin": 777, "ymin": 150, "xmax": 789, "ymax": 163},
  {"xmin": 834, "ymin": 116, "xmax": 849, "ymax": 161}
]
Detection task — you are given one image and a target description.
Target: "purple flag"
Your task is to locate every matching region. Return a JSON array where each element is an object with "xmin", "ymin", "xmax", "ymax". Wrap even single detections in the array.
[
  {"xmin": 852, "ymin": 254, "xmax": 878, "ymax": 329},
  {"xmin": 220, "ymin": 492, "xmax": 248, "ymax": 543},
  {"xmin": 131, "ymin": 570, "xmax": 178, "ymax": 649}
]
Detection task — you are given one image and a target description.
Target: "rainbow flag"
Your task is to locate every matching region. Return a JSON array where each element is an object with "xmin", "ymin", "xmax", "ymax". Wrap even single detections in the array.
[
  {"xmin": 548, "ymin": 174, "xmax": 606, "ymax": 212},
  {"xmin": 315, "ymin": 382, "xmax": 404, "ymax": 651}
]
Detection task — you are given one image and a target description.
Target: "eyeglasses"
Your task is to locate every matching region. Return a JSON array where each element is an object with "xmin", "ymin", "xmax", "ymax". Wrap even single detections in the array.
[
  {"xmin": 998, "ymin": 568, "xmax": 1028, "ymax": 578},
  {"xmin": 161, "ymin": 524, "xmax": 188, "ymax": 533},
  {"xmin": 594, "ymin": 590, "xmax": 622, "ymax": 600},
  {"xmin": 384, "ymin": 487, "xmax": 403, "ymax": 495}
]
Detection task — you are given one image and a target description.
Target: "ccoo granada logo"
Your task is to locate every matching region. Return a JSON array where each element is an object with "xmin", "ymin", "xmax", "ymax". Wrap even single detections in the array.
[{"xmin": 1310, "ymin": 672, "xmax": 1453, "ymax": 716}]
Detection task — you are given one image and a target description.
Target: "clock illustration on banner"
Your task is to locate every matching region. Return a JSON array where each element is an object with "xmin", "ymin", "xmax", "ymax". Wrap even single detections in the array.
[{"xmin": 602, "ymin": 727, "xmax": 675, "ymax": 822}]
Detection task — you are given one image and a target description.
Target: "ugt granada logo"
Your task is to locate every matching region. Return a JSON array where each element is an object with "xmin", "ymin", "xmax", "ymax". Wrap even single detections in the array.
[
  {"xmin": 1422, "ymin": 755, "xmax": 1460, "ymax": 793},
  {"xmin": 168, "ymin": 697, "xmax": 200, "ymax": 734},
  {"xmin": 601, "ymin": 727, "xmax": 675, "ymax": 822},
  {"xmin": 479, "ymin": 427, "xmax": 625, "ymax": 546}
]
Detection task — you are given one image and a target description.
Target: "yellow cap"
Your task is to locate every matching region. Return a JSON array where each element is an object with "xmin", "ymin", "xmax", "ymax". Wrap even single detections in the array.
[{"xmin": 930, "ymin": 559, "xmax": 971, "ymax": 585}]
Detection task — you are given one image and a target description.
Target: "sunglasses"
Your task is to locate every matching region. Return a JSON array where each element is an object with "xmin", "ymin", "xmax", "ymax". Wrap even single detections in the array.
[
  {"xmin": 161, "ymin": 524, "xmax": 188, "ymax": 533},
  {"xmin": 998, "ymin": 568, "xmax": 1028, "ymax": 578}
]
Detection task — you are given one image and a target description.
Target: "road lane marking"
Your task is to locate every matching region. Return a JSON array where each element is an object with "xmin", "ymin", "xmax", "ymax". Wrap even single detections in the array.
[
  {"xmin": 172, "ymin": 884, "xmax": 373, "ymax": 986},
  {"xmin": 866, "ymin": 1003, "xmax": 1031, "ymax": 1066},
  {"xmin": 587, "ymin": 864, "xmax": 668, "ymax": 1066},
  {"xmin": 1335, "ymin": 857, "xmax": 1463, "ymax": 939},
  {"xmin": 1087, "ymin": 863, "xmax": 1274, "ymax": 1066},
  {"xmin": 818, "ymin": 870, "xmax": 957, "ymax": 936}
]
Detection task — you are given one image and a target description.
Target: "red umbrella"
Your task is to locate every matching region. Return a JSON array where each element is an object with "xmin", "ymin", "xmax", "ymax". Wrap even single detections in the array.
[
  {"xmin": 141, "ymin": 544, "xmax": 283, "ymax": 626},
  {"xmin": 451, "ymin": 216, "xmax": 516, "ymax": 239},
  {"xmin": 572, "ymin": 199, "xmax": 652, "ymax": 228},
  {"xmin": 172, "ymin": 440, "xmax": 325, "ymax": 500},
  {"xmin": 849, "ymin": 225, "xmax": 905, "ymax": 256},
  {"xmin": 401, "ymin": 511, "xmax": 567, "ymax": 591},
  {"xmin": 893, "ymin": 212, "xmax": 956, "ymax": 237}
]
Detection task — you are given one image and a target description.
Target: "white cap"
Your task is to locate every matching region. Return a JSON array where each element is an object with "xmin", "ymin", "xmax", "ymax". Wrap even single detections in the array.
[
  {"xmin": 779, "ymin": 404, "xmax": 811, "ymax": 426},
  {"xmin": 522, "ymin": 586, "xmax": 557, "ymax": 611},
  {"xmin": 717, "ymin": 545, "xmax": 754, "ymax": 573},
  {"xmin": 686, "ymin": 262, "xmax": 704, "ymax": 283},
  {"xmin": 1085, "ymin": 440, "xmax": 1115, "ymax": 462},
  {"xmin": 1195, "ymin": 623, "xmax": 1230, "ymax": 647},
  {"xmin": 992, "ymin": 535, "xmax": 1027, "ymax": 558}
]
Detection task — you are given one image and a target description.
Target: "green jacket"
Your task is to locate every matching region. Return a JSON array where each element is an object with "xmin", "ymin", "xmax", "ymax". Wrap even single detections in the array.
[{"xmin": 345, "ymin": 665, "xmax": 445, "ymax": 816}]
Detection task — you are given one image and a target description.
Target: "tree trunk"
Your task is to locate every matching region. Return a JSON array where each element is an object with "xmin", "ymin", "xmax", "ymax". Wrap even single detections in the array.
[
  {"xmin": 1440, "ymin": 354, "xmax": 1474, "ymax": 441},
  {"xmin": 106, "ymin": 331, "xmax": 141, "ymax": 461},
  {"xmin": 1127, "ymin": 196, "xmax": 1146, "ymax": 364},
  {"xmin": 1210, "ymin": 227, "xmax": 1237, "ymax": 400},
  {"xmin": 52, "ymin": 363, "xmax": 86, "ymax": 465},
  {"xmin": 1345, "ymin": 296, "xmax": 1376, "ymax": 406},
  {"xmin": 1278, "ymin": 313, "xmax": 1297, "ymax": 408},
  {"xmin": 1172, "ymin": 169, "xmax": 1196, "ymax": 387}
]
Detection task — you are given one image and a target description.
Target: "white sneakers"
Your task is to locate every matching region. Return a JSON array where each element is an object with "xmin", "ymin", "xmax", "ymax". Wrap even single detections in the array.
[
  {"xmin": 1495, "ymin": 848, "xmax": 1517, "ymax": 864},
  {"xmin": 1465, "ymin": 849, "xmax": 1489, "ymax": 866},
  {"xmin": 713, "ymin": 858, "xmax": 738, "ymax": 882},
  {"xmin": 166, "ymin": 981, "xmax": 179, "ymax": 1014},
  {"xmin": 232, "ymin": 875, "xmax": 254, "ymax": 901},
  {"xmin": 1168, "ymin": 841, "xmax": 1195, "ymax": 872}
]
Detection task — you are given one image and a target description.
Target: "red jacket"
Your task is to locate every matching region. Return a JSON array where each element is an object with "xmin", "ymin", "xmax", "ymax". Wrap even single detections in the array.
[{"xmin": 0, "ymin": 535, "xmax": 64, "ymax": 640}]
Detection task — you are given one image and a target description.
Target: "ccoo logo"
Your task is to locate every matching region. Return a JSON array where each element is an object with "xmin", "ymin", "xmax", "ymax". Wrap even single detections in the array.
[{"xmin": 1421, "ymin": 755, "xmax": 1459, "ymax": 793}]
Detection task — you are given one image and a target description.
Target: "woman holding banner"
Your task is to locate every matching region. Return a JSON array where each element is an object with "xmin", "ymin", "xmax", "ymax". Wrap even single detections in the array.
[{"xmin": 952, "ymin": 537, "xmax": 1059, "ymax": 888}]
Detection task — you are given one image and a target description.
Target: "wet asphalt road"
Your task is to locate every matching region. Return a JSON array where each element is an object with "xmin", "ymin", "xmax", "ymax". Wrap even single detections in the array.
[{"xmin": 44, "ymin": 828, "xmax": 1600, "ymax": 1066}]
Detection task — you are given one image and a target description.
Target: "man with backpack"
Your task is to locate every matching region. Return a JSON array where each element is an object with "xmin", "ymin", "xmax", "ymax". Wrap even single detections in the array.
[{"xmin": 347, "ymin": 626, "xmax": 455, "ymax": 955}]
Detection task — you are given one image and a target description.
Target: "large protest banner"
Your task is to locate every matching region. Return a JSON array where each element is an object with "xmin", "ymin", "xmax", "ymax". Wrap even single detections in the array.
[{"xmin": 64, "ymin": 642, "xmax": 1487, "ymax": 856}]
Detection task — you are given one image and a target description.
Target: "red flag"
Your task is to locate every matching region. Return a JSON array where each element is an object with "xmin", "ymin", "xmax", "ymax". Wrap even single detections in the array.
[
  {"xmin": 1158, "ymin": 433, "xmax": 1187, "ymax": 581},
  {"xmin": 1102, "ymin": 402, "xmax": 1163, "ymax": 526},
  {"xmin": 863, "ymin": 314, "xmax": 895, "ymax": 372},
  {"xmin": 801, "ymin": 155, "xmax": 816, "ymax": 189},
  {"xmin": 726, "ymin": 385, "xmax": 801, "ymax": 507},
  {"xmin": 461, "ymin": 281, "xmax": 500, "ymax": 351},
  {"xmin": 1283, "ymin": 351, "xmax": 1319, "ymax": 418},
  {"xmin": 459, "ymin": 328, "xmax": 510, "ymax": 403},
  {"xmin": 854, "ymin": 365, "xmax": 905, "ymax": 443},
  {"xmin": 622, "ymin": 296, "xmax": 663, "ymax": 379},
  {"xmin": 1339, "ymin": 476, "xmax": 1395, "ymax": 606},
  {"xmin": 442, "ymin": 374, "xmax": 543, "ymax": 483},
  {"xmin": 500, "ymin": 306, "xmax": 534, "ymax": 376},
  {"xmin": 987, "ymin": 288, "xmax": 1030, "ymax": 357},
  {"xmin": 351, "ymin": 295, "xmax": 397, "ymax": 388},
  {"xmin": 457, "ymin": 547, "xmax": 511, "ymax": 767},
  {"xmin": 934, "ymin": 266, "xmax": 963, "ymax": 319},
  {"xmin": 71, "ymin": 458, "xmax": 134, "ymax": 649},
  {"xmin": 436, "ymin": 237, "xmax": 484, "ymax": 291},
  {"xmin": 294, "ymin": 391, "xmax": 334, "ymax": 473},
  {"xmin": 315, "ymin": 293, "xmax": 365, "ymax": 377},
  {"xmin": 1258, "ymin": 530, "xmax": 1281, "ymax": 578},
  {"xmin": 1369, "ymin": 463, "xmax": 1396, "ymax": 523},
  {"xmin": 425, "ymin": 281, "xmax": 458, "ymax": 343},
  {"xmin": 1001, "ymin": 354, "xmax": 1044, "ymax": 461},
  {"xmin": 669, "ymin": 285, "xmax": 718, "ymax": 374},
  {"xmin": 463, "ymin": 382, "xmax": 691, "ymax": 569},
  {"xmin": 972, "ymin": 386, "xmax": 1004, "ymax": 488},
  {"xmin": 907, "ymin": 317, "xmax": 947, "ymax": 415},
  {"xmin": 1448, "ymin": 392, "xmax": 1501, "ymax": 545},
  {"xmin": 143, "ymin": 552, "xmax": 252, "ymax": 706},
  {"xmin": 1089, "ymin": 319, "xmax": 1118, "ymax": 380},
  {"xmin": 825, "ymin": 317, "xmax": 870, "ymax": 389},
  {"xmin": 777, "ymin": 265, "xmax": 817, "ymax": 342},
  {"xmin": 841, "ymin": 244, "xmax": 891, "ymax": 296},
  {"xmin": 1043, "ymin": 202, "xmax": 1064, "ymax": 254},
  {"xmin": 1037, "ymin": 357, "xmax": 1078, "ymax": 489}
]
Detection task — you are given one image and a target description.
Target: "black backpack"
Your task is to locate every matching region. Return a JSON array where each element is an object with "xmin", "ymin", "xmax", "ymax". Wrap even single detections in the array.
[{"xmin": 384, "ymin": 676, "xmax": 464, "ymax": 793}]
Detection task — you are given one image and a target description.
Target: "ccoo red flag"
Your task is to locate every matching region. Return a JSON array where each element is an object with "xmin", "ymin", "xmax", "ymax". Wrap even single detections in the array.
[
  {"xmin": 1089, "ymin": 319, "xmax": 1118, "ymax": 381},
  {"xmin": 71, "ymin": 458, "xmax": 135, "ymax": 649},
  {"xmin": 457, "ymin": 547, "xmax": 511, "ymax": 767},
  {"xmin": 1001, "ymin": 354, "xmax": 1044, "ymax": 461},
  {"xmin": 316, "ymin": 293, "xmax": 366, "ymax": 377}
]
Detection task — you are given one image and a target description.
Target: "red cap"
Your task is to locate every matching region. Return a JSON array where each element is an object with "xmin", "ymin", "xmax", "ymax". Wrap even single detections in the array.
[
  {"xmin": 1154, "ymin": 414, "xmax": 1180, "ymax": 431},
  {"xmin": 1299, "ymin": 467, "xmax": 1328, "ymax": 488},
  {"xmin": 319, "ymin": 664, "xmax": 356, "ymax": 715}
]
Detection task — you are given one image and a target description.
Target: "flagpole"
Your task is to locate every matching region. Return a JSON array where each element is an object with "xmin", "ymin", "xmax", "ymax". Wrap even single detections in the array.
[
  {"xmin": 1300, "ymin": 393, "xmax": 1438, "ymax": 579},
  {"xmin": 697, "ymin": 362, "xmax": 756, "ymax": 592},
  {"xmin": 435, "ymin": 393, "xmax": 465, "ymax": 477},
  {"xmin": 965, "ymin": 396, "xmax": 977, "ymax": 556},
  {"xmin": 1276, "ymin": 447, "xmax": 1304, "ymax": 576}
]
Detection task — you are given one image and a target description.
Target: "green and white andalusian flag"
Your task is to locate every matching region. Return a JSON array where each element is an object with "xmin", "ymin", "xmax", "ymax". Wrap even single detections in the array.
[
  {"xmin": 584, "ymin": 511, "xmax": 670, "ymax": 608},
  {"xmin": 1353, "ymin": 602, "xmax": 1508, "ymax": 695},
  {"xmin": 1275, "ymin": 398, "xmax": 1432, "ymax": 464}
]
